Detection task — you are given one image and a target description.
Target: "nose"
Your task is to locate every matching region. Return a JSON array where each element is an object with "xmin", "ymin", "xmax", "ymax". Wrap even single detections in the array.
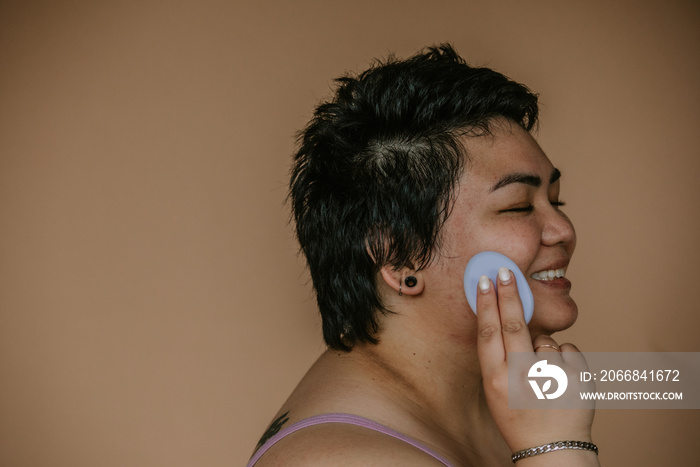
[{"xmin": 541, "ymin": 208, "xmax": 576, "ymax": 247}]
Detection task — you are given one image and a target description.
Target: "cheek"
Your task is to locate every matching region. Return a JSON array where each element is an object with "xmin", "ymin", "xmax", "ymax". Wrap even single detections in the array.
[
  {"xmin": 470, "ymin": 220, "xmax": 542, "ymax": 269},
  {"xmin": 443, "ymin": 204, "xmax": 542, "ymax": 272}
]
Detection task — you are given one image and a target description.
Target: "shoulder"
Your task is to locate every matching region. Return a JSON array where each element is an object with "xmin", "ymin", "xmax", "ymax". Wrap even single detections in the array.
[{"xmin": 253, "ymin": 421, "xmax": 448, "ymax": 466}]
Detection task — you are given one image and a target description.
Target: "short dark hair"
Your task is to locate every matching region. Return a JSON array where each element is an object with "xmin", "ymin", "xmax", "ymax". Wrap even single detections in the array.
[{"xmin": 290, "ymin": 44, "xmax": 538, "ymax": 351}]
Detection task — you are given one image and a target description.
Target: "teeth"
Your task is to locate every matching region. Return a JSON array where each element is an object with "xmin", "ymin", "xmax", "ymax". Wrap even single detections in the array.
[{"xmin": 531, "ymin": 268, "xmax": 566, "ymax": 281}]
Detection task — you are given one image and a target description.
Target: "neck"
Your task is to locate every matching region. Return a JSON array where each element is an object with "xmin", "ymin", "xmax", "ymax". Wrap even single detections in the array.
[{"xmin": 350, "ymin": 306, "xmax": 500, "ymax": 451}]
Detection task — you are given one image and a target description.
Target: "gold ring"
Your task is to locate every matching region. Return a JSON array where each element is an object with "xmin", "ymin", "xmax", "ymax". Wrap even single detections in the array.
[{"xmin": 534, "ymin": 344, "xmax": 561, "ymax": 352}]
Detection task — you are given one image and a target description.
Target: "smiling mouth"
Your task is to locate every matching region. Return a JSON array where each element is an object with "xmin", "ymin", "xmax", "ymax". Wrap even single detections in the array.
[{"xmin": 530, "ymin": 268, "xmax": 566, "ymax": 281}]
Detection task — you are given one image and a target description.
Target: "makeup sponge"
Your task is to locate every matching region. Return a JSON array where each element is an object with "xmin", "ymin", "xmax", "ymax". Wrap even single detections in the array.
[{"xmin": 463, "ymin": 251, "xmax": 534, "ymax": 324}]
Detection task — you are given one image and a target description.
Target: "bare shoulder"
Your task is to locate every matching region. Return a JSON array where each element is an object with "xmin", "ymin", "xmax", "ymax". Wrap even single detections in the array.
[{"xmin": 254, "ymin": 422, "xmax": 448, "ymax": 466}]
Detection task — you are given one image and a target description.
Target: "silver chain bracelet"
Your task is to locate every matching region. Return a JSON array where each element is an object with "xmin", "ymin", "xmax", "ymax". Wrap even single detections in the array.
[{"xmin": 511, "ymin": 440, "xmax": 598, "ymax": 463}]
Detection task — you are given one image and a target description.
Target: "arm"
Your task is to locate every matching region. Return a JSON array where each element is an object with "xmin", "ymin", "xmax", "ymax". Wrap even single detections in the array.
[{"xmin": 475, "ymin": 268, "xmax": 600, "ymax": 466}]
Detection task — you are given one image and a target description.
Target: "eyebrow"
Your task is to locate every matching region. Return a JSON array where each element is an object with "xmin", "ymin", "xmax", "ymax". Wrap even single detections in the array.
[{"xmin": 490, "ymin": 168, "xmax": 561, "ymax": 192}]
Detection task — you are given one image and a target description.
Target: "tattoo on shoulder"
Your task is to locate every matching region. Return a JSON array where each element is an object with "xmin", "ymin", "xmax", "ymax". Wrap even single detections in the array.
[{"xmin": 255, "ymin": 411, "xmax": 290, "ymax": 452}]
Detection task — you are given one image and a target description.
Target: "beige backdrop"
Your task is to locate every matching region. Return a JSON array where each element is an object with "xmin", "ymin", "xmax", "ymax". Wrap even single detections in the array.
[{"xmin": 1, "ymin": 1, "xmax": 699, "ymax": 466}]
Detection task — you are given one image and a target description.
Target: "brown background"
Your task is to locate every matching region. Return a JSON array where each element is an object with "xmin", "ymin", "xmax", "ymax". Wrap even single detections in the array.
[{"xmin": 1, "ymin": 1, "xmax": 698, "ymax": 466}]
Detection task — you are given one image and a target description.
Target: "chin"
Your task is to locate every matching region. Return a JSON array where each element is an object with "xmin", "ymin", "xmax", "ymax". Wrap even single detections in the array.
[{"xmin": 528, "ymin": 299, "xmax": 578, "ymax": 337}]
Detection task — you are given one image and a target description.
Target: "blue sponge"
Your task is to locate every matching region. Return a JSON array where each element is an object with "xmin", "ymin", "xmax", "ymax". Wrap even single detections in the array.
[{"xmin": 463, "ymin": 251, "xmax": 534, "ymax": 324}]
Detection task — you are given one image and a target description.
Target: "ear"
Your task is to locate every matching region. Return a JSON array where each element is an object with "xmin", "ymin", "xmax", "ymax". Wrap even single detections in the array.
[{"xmin": 379, "ymin": 266, "xmax": 424, "ymax": 296}]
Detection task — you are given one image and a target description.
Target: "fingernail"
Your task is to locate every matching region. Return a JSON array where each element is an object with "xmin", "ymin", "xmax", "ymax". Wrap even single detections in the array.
[
  {"xmin": 498, "ymin": 267, "xmax": 512, "ymax": 284},
  {"xmin": 478, "ymin": 275, "xmax": 490, "ymax": 293}
]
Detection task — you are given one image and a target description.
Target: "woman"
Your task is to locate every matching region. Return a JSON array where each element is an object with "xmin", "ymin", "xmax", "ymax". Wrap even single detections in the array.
[{"xmin": 247, "ymin": 44, "xmax": 599, "ymax": 466}]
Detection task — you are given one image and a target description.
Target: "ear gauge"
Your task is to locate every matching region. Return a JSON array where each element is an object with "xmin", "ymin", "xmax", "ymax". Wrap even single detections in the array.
[{"xmin": 399, "ymin": 276, "xmax": 418, "ymax": 296}]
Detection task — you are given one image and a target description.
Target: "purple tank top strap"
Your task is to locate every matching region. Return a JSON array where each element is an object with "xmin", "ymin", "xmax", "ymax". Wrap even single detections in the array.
[{"xmin": 246, "ymin": 413, "xmax": 453, "ymax": 466}]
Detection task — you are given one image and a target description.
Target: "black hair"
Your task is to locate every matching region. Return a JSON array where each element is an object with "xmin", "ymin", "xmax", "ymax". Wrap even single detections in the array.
[{"xmin": 290, "ymin": 44, "xmax": 538, "ymax": 351}]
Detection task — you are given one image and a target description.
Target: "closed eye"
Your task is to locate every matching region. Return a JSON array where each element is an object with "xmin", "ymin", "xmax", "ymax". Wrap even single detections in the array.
[
  {"xmin": 500, "ymin": 200, "xmax": 566, "ymax": 213},
  {"xmin": 499, "ymin": 205, "xmax": 534, "ymax": 213}
]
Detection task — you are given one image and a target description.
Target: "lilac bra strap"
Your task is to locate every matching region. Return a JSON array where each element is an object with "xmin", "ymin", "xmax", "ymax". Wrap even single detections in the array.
[{"xmin": 246, "ymin": 413, "xmax": 453, "ymax": 466}]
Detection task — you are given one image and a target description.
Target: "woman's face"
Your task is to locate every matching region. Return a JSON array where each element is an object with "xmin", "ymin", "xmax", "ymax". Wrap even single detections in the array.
[{"xmin": 425, "ymin": 120, "xmax": 577, "ymax": 337}]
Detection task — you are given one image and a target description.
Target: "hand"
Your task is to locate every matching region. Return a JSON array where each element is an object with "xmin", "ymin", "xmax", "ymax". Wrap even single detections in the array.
[{"xmin": 475, "ymin": 267, "xmax": 596, "ymax": 462}]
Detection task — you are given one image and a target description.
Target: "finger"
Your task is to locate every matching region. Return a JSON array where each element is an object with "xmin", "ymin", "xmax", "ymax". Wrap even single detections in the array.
[
  {"xmin": 475, "ymin": 276, "xmax": 506, "ymax": 373},
  {"xmin": 560, "ymin": 342, "xmax": 590, "ymax": 372},
  {"xmin": 532, "ymin": 335, "xmax": 564, "ymax": 366},
  {"xmin": 560, "ymin": 342, "xmax": 581, "ymax": 353},
  {"xmin": 496, "ymin": 267, "xmax": 533, "ymax": 354},
  {"xmin": 533, "ymin": 335, "xmax": 562, "ymax": 353}
]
